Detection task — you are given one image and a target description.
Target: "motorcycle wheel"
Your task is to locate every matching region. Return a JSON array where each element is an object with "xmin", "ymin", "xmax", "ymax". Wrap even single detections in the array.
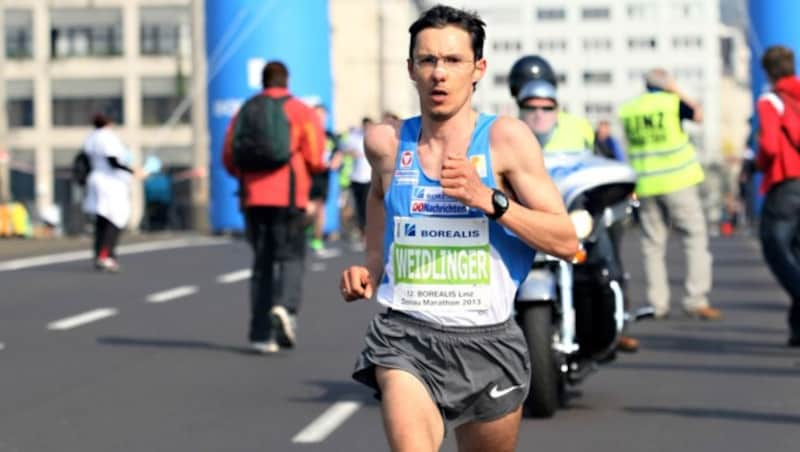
[{"xmin": 519, "ymin": 303, "xmax": 562, "ymax": 418}]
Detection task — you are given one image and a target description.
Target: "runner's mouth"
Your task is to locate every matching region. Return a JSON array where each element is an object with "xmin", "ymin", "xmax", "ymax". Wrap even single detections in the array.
[{"xmin": 430, "ymin": 89, "xmax": 448, "ymax": 103}]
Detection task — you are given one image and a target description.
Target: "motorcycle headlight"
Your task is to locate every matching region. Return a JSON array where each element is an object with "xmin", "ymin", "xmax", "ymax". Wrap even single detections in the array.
[{"xmin": 569, "ymin": 209, "xmax": 594, "ymax": 240}]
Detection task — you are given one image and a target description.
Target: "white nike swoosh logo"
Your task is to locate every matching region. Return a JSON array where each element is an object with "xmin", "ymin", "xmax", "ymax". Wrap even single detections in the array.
[{"xmin": 489, "ymin": 384, "xmax": 524, "ymax": 399}]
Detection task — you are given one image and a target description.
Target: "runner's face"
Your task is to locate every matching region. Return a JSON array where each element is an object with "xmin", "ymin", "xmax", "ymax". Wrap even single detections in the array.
[{"xmin": 408, "ymin": 26, "xmax": 486, "ymax": 121}]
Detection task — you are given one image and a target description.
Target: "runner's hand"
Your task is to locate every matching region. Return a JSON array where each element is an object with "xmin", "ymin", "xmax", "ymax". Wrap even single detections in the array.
[
  {"xmin": 340, "ymin": 266, "xmax": 374, "ymax": 302},
  {"xmin": 440, "ymin": 152, "xmax": 491, "ymax": 211}
]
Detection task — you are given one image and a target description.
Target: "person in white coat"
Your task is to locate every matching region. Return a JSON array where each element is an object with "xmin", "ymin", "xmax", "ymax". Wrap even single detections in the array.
[{"xmin": 82, "ymin": 114, "xmax": 136, "ymax": 272}]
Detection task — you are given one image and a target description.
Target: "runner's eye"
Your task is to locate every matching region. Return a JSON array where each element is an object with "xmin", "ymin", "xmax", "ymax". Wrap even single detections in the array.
[{"xmin": 414, "ymin": 56, "xmax": 472, "ymax": 70}]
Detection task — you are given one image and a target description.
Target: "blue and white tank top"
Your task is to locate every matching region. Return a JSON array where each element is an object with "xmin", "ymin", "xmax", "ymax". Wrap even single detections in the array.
[{"xmin": 376, "ymin": 114, "xmax": 536, "ymax": 326}]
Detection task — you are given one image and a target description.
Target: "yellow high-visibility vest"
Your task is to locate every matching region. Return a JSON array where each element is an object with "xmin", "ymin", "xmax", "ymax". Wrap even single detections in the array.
[
  {"xmin": 543, "ymin": 112, "xmax": 595, "ymax": 154},
  {"xmin": 618, "ymin": 92, "xmax": 704, "ymax": 196}
]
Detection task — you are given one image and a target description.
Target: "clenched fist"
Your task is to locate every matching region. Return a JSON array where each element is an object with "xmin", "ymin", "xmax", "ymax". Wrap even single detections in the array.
[
  {"xmin": 440, "ymin": 153, "xmax": 491, "ymax": 211},
  {"xmin": 340, "ymin": 266, "xmax": 375, "ymax": 302}
]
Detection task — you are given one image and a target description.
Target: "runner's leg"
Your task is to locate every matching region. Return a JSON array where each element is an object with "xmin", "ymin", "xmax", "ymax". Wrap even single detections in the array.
[
  {"xmin": 376, "ymin": 367, "xmax": 444, "ymax": 452},
  {"xmin": 454, "ymin": 406, "xmax": 522, "ymax": 452}
]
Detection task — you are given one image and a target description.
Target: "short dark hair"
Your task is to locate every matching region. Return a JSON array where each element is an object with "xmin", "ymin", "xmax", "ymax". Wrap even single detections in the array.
[
  {"xmin": 92, "ymin": 113, "xmax": 110, "ymax": 128},
  {"xmin": 762, "ymin": 45, "xmax": 795, "ymax": 82},
  {"xmin": 262, "ymin": 61, "xmax": 289, "ymax": 88},
  {"xmin": 408, "ymin": 5, "xmax": 486, "ymax": 61}
]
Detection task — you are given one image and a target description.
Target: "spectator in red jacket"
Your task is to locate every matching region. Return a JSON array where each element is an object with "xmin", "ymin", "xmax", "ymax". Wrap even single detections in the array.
[
  {"xmin": 223, "ymin": 61, "xmax": 326, "ymax": 354},
  {"xmin": 756, "ymin": 45, "xmax": 800, "ymax": 347}
]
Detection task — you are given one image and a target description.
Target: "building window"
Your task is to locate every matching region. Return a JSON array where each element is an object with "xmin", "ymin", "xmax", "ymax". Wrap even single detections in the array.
[
  {"xmin": 721, "ymin": 36, "xmax": 734, "ymax": 76},
  {"xmin": 556, "ymin": 73, "xmax": 568, "ymax": 85},
  {"xmin": 140, "ymin": 7, "xmax": 189, "ymax": 56},
  {"xmin": 9, "ymin": 149, "xmax": 36, "ymax": 204},
  {"xmin": 583, "ymin": 71, "xmax": 613, "ymax": 84},
  {"xmin": 672, "ymin": 35, "xmax": 703, "ymax": 50},
  {"xmin": 537, "ymin": 7, "xmax": 566, "ymax": 21},
  {"xmin": 51, "ymin": 79, "xmax": 123, "ymax": 126},
  {"xmin": 627, "ymin": 2, "xmax": 658, "ymax": 19},
  {"xmin": 538, "ymin": 39, "xmax": 567, "ymax": 52},
  {"xmin": 628, "ymin": 36, "xmax": 657, "ymax": 50},
  {"xmin": 492, "ymin": 40, "xmax": 522, "ymax": 53},
  {"xmin": 50, "ymin": 8, "xmax": 122, "ymax": 58},
  {"xmin": 141, "ymin": 24, "xmax": 179, "ymax": 55},
  {"xmin": 4, "ymin": 9, "xmax": 33, "ymax": 59},
  {"xmin": 6, "ymin": 80, "xmax": 34, "ymax": 128},
  {"xmin": 142, "ymin": 77, "xmax": 191, "ymax": 126},
  {"xmin": 493, "ymin": 74, "xmax": 509, "ymax": 87},
  {"xmin": 583, "ymin": 38, "xmax": 612, "ymax": 51},
  {"xmin": 585, "ymin": 102, "xmax": 614, "ymax": 116},
  {"xmin": 582, "ymin": 7, "xmax": 611, "ymax": 20}
]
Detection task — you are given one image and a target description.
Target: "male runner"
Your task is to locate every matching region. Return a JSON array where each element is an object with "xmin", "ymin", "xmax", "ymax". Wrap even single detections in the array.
[{"xmin": 340, "ymin": 5, "xmax": 578, "ymax": 451}]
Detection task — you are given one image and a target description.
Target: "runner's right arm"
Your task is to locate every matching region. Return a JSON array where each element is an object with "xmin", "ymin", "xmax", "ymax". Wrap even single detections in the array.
[{"xmin": 340, "ymin": 123, "xmax": 397, "ymax": 301}]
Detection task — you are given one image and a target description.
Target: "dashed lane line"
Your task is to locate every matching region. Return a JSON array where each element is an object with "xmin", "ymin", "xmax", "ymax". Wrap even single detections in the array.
[
  {"xmin": 217, "ymin": 269, "xmax": 251, "ymax": 284},
  {"xmin": 313, "ymin": 248, "xmax": 343, "ymax": 259},
  {"xmin": 47, "ymin": 308, "xmax": 119, "ymax": 331},
  {"xmin": 146, "ymin": 286, "xmax": 198, "ymax": 303},
  {"xmin": 0, "ymin": 342, "xmax": 5, "ymax": 350},
  {"xmin": 292, "ymin": 400, "xmax": 362, "ymax": 443}
]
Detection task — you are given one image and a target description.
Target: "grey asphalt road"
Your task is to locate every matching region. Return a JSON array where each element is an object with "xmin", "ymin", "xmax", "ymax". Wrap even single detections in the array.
[{"xmin": 0, "ymin": 230, "xmax": 798, "ymax": 452}]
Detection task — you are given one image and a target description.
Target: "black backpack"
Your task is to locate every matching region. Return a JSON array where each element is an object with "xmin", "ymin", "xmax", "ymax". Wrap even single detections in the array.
[
  {"xmin": 232, "ymin": 95, "xmax": 292, "ymax": 171},
  {"xmin": 72, "ymin": 151, "xmax": 91, "ymax": 186}
]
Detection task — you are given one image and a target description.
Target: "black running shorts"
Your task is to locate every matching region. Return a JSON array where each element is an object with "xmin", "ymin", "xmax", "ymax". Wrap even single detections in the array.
[{"xmin": 353, "ymin": 310, "xmax": 531, "ymax": 426}]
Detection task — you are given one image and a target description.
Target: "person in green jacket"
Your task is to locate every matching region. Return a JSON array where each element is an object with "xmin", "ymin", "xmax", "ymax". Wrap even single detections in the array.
[{"xmin": 619, "ymin": 68, "xmax": 721, "ymax": 321}]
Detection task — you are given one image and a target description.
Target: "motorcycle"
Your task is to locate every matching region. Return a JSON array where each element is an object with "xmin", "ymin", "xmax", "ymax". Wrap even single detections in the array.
[{"xmin": 514, "ymin": 153, "xmax": 652, "ymax": 417}]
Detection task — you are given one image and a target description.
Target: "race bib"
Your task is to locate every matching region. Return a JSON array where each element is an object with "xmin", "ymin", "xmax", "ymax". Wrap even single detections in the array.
[{"xmin": 392, "ymin": 216, "xmax": 491, "ymax": 311}]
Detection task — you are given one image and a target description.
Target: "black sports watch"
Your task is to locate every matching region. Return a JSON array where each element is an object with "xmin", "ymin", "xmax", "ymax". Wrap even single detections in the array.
[{"xmin": 487, "ymin": 189, "xmax": 509, "ymax": 220}]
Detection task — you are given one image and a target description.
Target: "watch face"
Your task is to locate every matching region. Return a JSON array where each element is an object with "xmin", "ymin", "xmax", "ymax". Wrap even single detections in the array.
[{"xmin": 493, "ymin": 191, "xmax": 509, "ymax": 209}]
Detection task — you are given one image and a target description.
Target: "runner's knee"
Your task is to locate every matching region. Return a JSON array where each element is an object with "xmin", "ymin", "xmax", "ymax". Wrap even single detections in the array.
[{"xmin": 376, "ymin": 367, "xmax": 443, "ymax": 452}]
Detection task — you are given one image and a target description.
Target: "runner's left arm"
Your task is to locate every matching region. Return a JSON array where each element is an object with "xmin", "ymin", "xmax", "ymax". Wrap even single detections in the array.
[{"xmin": 489, "ymin": 117, "xmax": 578, "ymax": 260}]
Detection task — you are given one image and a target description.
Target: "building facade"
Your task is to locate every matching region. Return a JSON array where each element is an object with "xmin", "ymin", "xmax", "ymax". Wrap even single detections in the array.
[
  {"xmin": 330, "ymin": 0, "xmax": 737, "ymax": 166},
  {"xmin": 1, "ymin": 0, "xmax": 748, "ymax": 233},
  {"xmin": 1, "ymin": 0, "xmax": 207, "ymax": 233},
  {"xmin": 464, "ymin": 0, "xmax": 724, "ymax": 165},
  {"xmin": 328, "ymin": 0, "xmax": 420, "ymax": 130}
]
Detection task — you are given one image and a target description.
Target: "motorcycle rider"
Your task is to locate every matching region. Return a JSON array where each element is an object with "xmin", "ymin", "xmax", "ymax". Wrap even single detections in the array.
[{"xmin": 509, "ymin": 55, "xmax": 640, "ymax": 352}]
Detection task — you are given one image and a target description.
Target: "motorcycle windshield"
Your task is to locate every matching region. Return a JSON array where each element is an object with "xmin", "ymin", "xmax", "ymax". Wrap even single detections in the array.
[{"xmin": 544, "ymin": 154, "xmax": 637, "ymax": 212}]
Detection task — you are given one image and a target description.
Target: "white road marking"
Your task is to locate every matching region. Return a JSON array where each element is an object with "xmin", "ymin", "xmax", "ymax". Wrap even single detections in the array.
[
  {"xmin": 0, "ymin": 342, "xmax": 5, "ymax": 350},
  {"xmin": 47, "ymin": 308, "xmax": 118, "ymax": 330},
  {"xmin": 314, "ymin": 248, "xmax": 342, "ymax": 259},
  {"xmin": 292, "ymin": 401, "xmax": 362, "ymax": 443},
  {"xmin": 310, "ymin": 262, "xmax": 326, "ymax": 272},
  {"xmin": 146, "ymin": 285, "xmax": 198, "ymax": 303},
  {"xmin": 217, "ymin": 269, "xmax": 251, "ymax": 284},
  {"xmin": 0, "ymin": 236, "xmax": 230, "ymax": 272}
]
